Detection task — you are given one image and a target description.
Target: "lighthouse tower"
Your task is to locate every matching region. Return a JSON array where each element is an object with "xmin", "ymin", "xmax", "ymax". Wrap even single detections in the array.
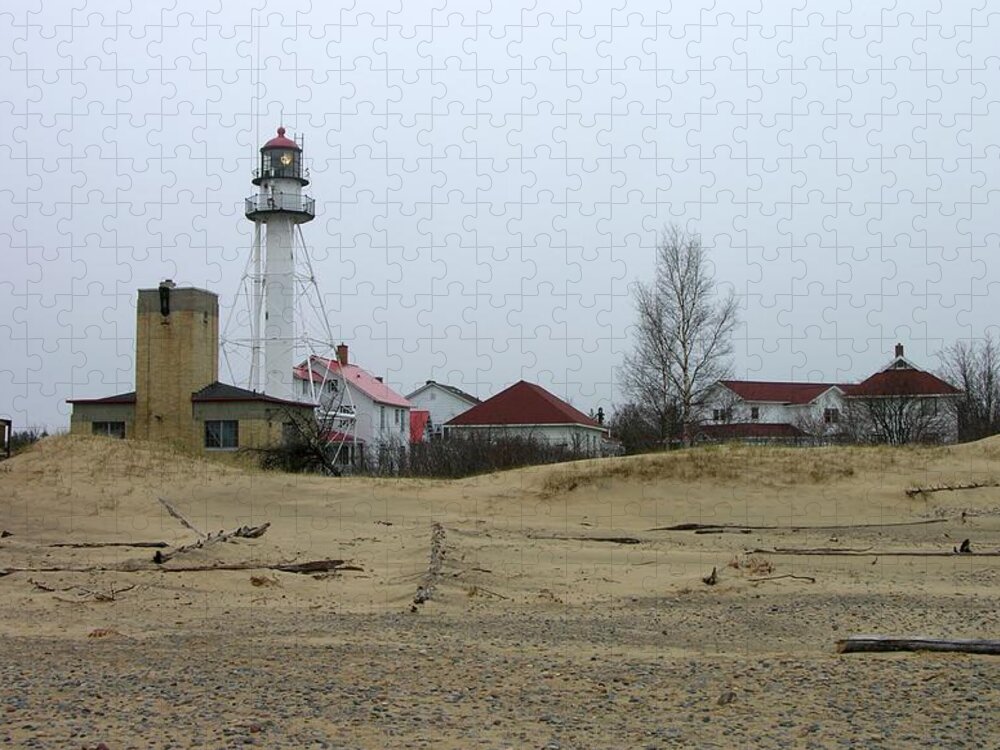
[{"xmin": 243, "ymin": 126, "xmax": 316, "ymax": 400}]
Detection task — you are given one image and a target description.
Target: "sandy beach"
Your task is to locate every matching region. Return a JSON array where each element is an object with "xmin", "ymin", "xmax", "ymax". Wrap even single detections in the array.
[{"xmin": 1, "ymin": 435, "xmax": 998, "ymax": 748}]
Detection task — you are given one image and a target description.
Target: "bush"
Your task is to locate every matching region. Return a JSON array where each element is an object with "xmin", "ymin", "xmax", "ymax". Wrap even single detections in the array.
[
  {"xmin": 391, "ymin": 433, "xmax": 590, "ymax": 478},
  {"xmin": 9, "ymin": 428, "xmax": 48, "ymax": 456}
]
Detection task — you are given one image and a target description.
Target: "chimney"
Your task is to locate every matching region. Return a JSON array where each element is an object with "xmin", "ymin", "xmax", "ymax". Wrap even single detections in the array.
[
  {"xmin": 158, "ymin": 279, "xmax": 176, "ymax": 317},
  {"xmin": 895, "ymin": 343, "xmax": 904, "ymax": 358},
  {"xmin": 336, "ymin": 343, "xmax": 348, "ymax": 367}
]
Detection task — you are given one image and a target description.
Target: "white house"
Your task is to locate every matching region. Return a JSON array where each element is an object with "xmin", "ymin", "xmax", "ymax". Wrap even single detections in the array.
[
  {"xmin": 293, "ymin": 344, "xmax": 411, "ymax": 465},
  {"xmin": 405, "ymin": 380, "xmax": 481, "ymax": 440},
  {"xmin": 697, "ymin": 344, "xmax": 961, "ymax": 444},
  {"xmin": 445, "ymin": 380, "xmax": 608, "ymax": 456}
]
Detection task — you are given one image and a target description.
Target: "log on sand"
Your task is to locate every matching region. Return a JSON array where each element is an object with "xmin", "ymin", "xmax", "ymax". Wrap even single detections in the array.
[
  {"xmin": 160, "ymin": 559, "xmax": 363, "ymax": 574},
  {"xmin": 751, "ymin": 547, "xmax": 1000, "ymax": 557},
  {"xmin": 837, "ymin": 636, "xmax": 1000, "ymax": 656},
  {"xmin": 50, "ymin": 541, "xmax": 169, "ymax": 549},
  {"xmin": 153, "ymin": 523, "xmax": 271, "ymax": 563},
  {"xmin": 156, "ymin": 497, "xmax": 205, "ymax": 538},
  {"xmin": 649, "ymin": 519, "xmax": 948, "ymax": 532},
  {"xmin": 1, "ymin": 559, "xmax": 362, "ymax": 577}
]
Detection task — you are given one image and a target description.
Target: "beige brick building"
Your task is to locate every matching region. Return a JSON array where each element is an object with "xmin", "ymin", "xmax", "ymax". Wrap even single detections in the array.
[{"xmin": 69, "ymin": 282, "xmax": 315, "ymax": 452}]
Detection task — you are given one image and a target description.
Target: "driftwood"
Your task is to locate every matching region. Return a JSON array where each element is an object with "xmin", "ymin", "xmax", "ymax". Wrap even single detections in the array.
[
  {"xmin": 162, "ymin": 559, "xmax": 362, "ymax": 575},
  {"xmin": 837, "ymin": 636, "xmax": 1000, "ymax": 655},
  {"xmin": 528, "ymin": 534, "xmax": 643, "ymax": 544},
  {"xmin": 157, "ymin": 496, "xmax": 205, "ymax": 538},
  {"xmin": 27, "ymin": 577, "xmax": 137, "ymax": 601},
  {"xmin": 6, "ymin": 561, "xmax": 358, "ymax": 576},
  {"xmin": 50, "ymin": 541, "xmax": 168, "ymax": 549},
  {"xmin": 414, "ymin": 523, "xmax": 446, "ymax": 605},
  {"xmin": 748, "ymin": 574, "xmax": 816, "ymax": 583},
  {"xmin": 694, "ymin": 528, "xmax": 753, "ymax": 535},
  {"xmin": 650, "ymin": 519, "xmax": 948, "ymax": 532},
  {"xmin": 750, "ymin": 546, "xmax": 1000, "ymax": 557},
  {"xmin": 904, "ymin": 480, "xmax": 1000, "ymax": 498},
  {"xmin": 153, "ymin": 522, "xmax": 270, "ymax": 563},
  {"xmin": 580, "ymin": 536, "xmax": 642, "ymax": 545},
  {"xmin": 469, "ymin": 585, "xmax": 510, "ymax": 600},
  {"xmin": 56, "ymin": 583, "xmax": 137, "ymax": 603}
]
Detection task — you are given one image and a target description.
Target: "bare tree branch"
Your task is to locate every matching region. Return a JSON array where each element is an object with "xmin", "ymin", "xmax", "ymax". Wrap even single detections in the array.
[{"xmin": 621, "ymin": 225, "xmax": 739, "ymax": 445}]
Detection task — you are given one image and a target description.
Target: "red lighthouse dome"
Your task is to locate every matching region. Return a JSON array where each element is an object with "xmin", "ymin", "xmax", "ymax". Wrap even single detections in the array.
[{"xmin": 261, "ymin": 126, "xmax": 300, "ymax": 151}]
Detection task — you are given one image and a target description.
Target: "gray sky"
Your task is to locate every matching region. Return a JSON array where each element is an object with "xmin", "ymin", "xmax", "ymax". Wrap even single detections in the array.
[{"xmin": 3, "ymin": 1, "xmax": 999, "ymax": 430}]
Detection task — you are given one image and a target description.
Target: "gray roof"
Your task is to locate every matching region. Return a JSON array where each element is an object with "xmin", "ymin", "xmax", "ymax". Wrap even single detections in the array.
[
  {"xmin": 191, "ymin": 382, "xmax": 315, "ymax": 408},
  {"xmin": 406, "ymin": 380, "xmax": 481, "ymax": 405},
  {"xmin": 67, "ymin": 390, "xmax": 136, "ymax": 405}
]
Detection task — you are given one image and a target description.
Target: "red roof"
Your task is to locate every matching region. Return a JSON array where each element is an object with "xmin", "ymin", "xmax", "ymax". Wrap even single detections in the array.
[
  {"xmin": 446, "ymin": 381, "xmax": 601, "ymax": 428},
  {"xmin": 845, "ymin": 368, "xmax": 960, "ymax": 398},
  {"xmin": 410, "ymin": 410, "xmax": 430, "ymax": 443},
  {"xmin": 697, "ymin": 422, "xmax": 806, "ymax": 439},
  {"xmin": 294, "ymin": 356, "xmax": 411, "ymax": 408},
  {"xmin": 262, "ymin": 126, "xmax": 300, "ymax": 151},
  {"xmin": 718, "ymin": 380, "xmax": 842, "ymax": 405}
]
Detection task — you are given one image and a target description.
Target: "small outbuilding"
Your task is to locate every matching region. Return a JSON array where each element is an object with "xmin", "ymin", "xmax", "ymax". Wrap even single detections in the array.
[
  {"xmin": 445, "ymin": 380, "xmax": 607, "ymax": 456},
  {"xmin": 69, "ymin": 282, "xmax": 315, "ymax": 453}
]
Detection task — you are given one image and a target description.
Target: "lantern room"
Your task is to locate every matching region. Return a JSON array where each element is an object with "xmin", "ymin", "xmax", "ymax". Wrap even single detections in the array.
[{"xmin": 252, "ymin": 126, "xmax": 309, "ymax": 186}]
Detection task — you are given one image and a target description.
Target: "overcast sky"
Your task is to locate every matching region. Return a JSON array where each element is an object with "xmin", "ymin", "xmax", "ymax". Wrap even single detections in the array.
[{"xmin": 3, "ymin": 1, "xmax": 999, "ymax": 430}]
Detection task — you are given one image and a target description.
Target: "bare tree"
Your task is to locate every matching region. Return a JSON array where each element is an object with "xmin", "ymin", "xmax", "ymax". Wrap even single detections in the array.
[
  {"xmin": 621, "ymin": 225, "xmax": 739, "ymax": 445},
  {"xmin": 248, "ymin": 407, "xmax": 343, "ymax": 475},
  {"xmin": 845, "ymin": 392, "xmax": 945, "ymax": 445},
  {"xmin": 608, "ymin": 402, "xmax": 671, "ymax": 454},
  {"xmin": 937, "ymin": 335, "xmax": 1000, "ymax": 442}
]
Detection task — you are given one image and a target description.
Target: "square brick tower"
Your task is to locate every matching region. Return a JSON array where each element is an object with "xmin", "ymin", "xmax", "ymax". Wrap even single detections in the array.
[{"xmin": 134, "ymin": 282, "xmax": 219, "ymax": 444}]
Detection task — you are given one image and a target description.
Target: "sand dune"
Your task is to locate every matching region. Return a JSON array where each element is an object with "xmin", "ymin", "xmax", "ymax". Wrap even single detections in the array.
[{"xmin": 1, "ymin": 435, "xmax": 998, "ymax": 747}]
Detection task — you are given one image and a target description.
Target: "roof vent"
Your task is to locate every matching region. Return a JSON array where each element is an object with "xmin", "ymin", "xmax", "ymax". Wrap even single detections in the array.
[{"xmin": 895, "ymin": 343, "xmax": 904, "ymax": 358}]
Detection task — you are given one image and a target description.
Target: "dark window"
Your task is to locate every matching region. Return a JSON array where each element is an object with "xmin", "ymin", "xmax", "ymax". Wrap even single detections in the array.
[
  {"xmin": 205, "ymin": 420, "xmax": 238, "ymax": 449},
  {"xmin": 712, "ymin": 408, "xmax": 732, "ymax": 422},
  {"xmin": 824, "ymin": 408, "xmax": 840, "ymax": 424},
  {"xmin": 92, "ymin": 421, "xmax": 125, "ymax": 439},
  {"xmin": 750, "ymin": 407, "xmax": 760, "ymax": 421}
]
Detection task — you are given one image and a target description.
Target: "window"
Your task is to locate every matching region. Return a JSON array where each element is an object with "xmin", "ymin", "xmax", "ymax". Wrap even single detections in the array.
[
  {"xmin": 712, "ymin": 408, "xmax": 732, "ymax": 422},
  {"xmin": 92, "ymin": 421, "xmax": 125, "ymax": 439},
  {"xmin": 750, "ymin": 407, "xmax": 759, "ymax": 421},
  {"xmin": 205, "ymin": 420, "xmax": 238, "ymax": 449},
  {"xmin": 824, "ymin": 408, "xmax": 840, "ymax": 424},
  {"xmin": 325, "ymin": 379, "xmax": 337, "ymax": 394},
  {"xmin": 380, "ymin": 406, "xmax": 386, "ymax": 430}
]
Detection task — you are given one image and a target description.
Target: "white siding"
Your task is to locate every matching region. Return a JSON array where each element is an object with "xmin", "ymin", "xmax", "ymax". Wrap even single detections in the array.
[{"xmin": 407, "ymin": 384, "xmax": 478, "ymax": 438}]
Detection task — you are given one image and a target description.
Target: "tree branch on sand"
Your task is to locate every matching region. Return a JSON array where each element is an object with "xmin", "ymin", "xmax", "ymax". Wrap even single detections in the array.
[
  {"xmin": 153, "ymin": 523, "xmax": 271, "ymax": 563},
  {"xmin": 157, "ymin": 497, "xmax": 205, "ymax": 538},
  {"xmin": 837, "ymin": 636, "xmax": 1000, "ymax": 656}
]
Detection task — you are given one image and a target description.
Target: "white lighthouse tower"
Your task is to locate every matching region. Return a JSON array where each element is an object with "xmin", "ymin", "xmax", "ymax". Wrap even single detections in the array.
[{"xmin": 242, "ymin": 126, "xmax": 315, "ymax": 400}]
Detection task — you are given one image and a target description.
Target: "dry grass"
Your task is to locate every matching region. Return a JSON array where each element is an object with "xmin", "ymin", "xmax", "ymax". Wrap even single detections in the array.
[
  {"xmin": 538, "ymin": 442, "xmax": 947, "ymax": 497},
  {"xmin": 2, "ymin": 434, "xmax": 244, "ymax": 485}
]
